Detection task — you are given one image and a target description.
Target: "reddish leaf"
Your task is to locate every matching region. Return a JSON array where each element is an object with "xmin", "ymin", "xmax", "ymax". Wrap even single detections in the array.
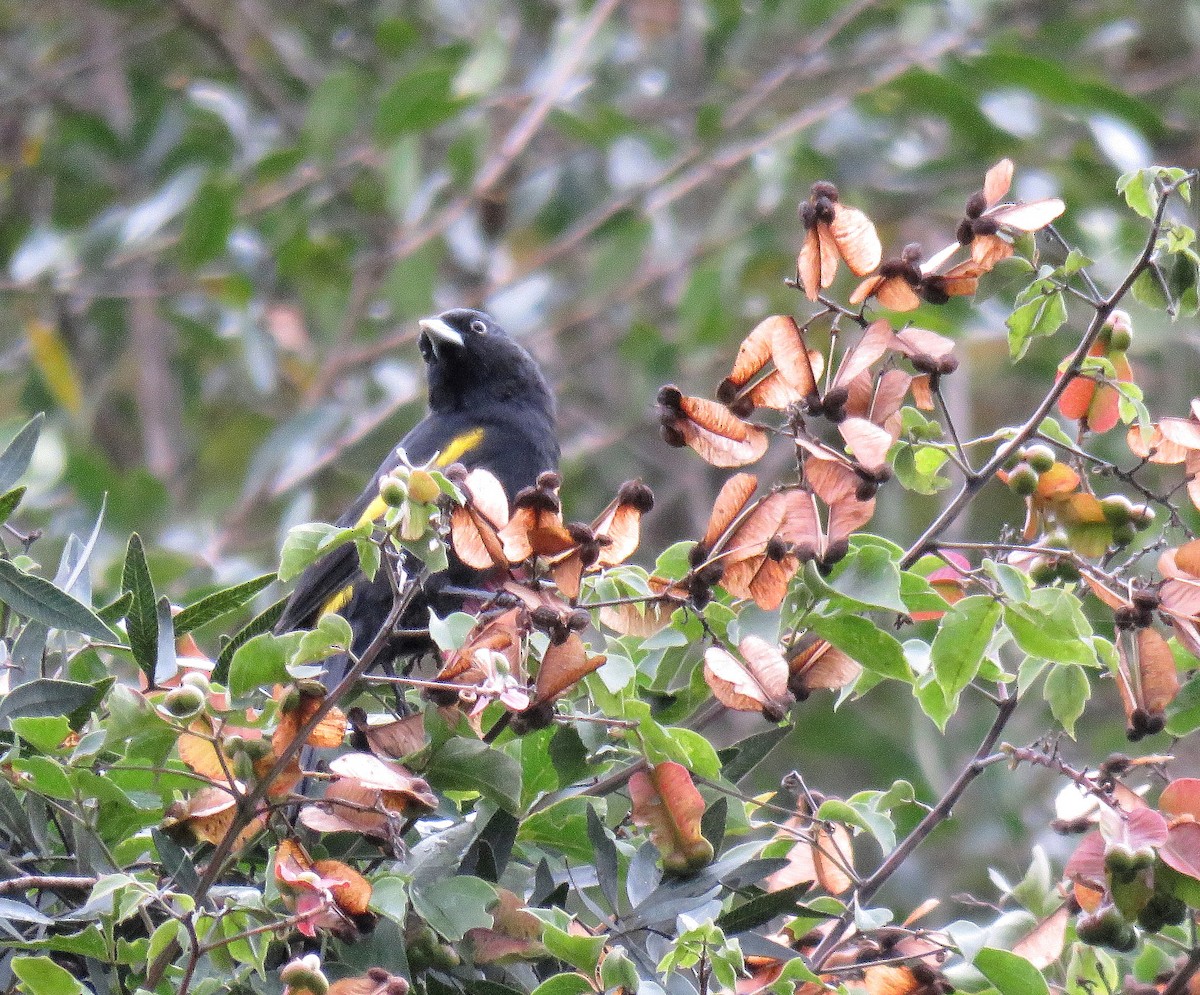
[
  {"xmin": 629, "ymin": 761, "xmax": 714, "ymax": 872},
  {"xmin": 830, "ymin": 204, "xmax": 882, "ymax": 277},
  {"xmin": 703, "ymin": 636, "xmax": 792, "ymax": 720},
  {"xmin": 1161, "ymin": 821, "xmax": 1200, "ymax": 882},
  {"xmin": 701, "ymin": 473, "xmax": 759, "ymax": 549},
  {"xmin": 659, "ymin": 387, "xmax": 770, "ymax": 467}
]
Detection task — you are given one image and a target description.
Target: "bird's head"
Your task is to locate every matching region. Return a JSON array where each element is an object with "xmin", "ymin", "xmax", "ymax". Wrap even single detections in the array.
[{"xmin": 418, "ymin": 309, "xmax": 554, "ymax": 417}]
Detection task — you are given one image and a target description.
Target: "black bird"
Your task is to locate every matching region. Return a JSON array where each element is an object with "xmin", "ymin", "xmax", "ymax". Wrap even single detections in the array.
[{"xmin": 276, "ymin": 308, "xmax": 559, "ymax": 691}]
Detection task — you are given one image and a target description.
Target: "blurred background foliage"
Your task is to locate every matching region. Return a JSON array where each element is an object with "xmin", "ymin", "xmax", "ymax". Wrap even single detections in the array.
[{"xmin": 2, "ymin": 0, "xmax": 1199, "ymax": 910}]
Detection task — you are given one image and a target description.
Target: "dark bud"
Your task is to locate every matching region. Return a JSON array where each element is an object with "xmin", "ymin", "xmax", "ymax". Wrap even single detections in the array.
[
  {"xmin": 956, "ymin": 218, "xmax": 975, "ymax": 245},
  {"xmin": 688, "ymin": 542, "xmax": 711, "ymax": 568},
  {"xmin": 964, "ymin": 191, "xmax": 988, "ymax": 219},
  {"xmin": 443, "ymin": 463, "xmax": 468, "ymax": 485},
  {"xmin": 787, "ymin": 671, "xmax": 811, "ymax": 702},
  {"xmin": 855, "ymin": 479, "xmax": 879, "ymax": 502},
  {"xmin": 936, "ymin": 355, "xmax": 959, "ymax": 375},
  {"xmin": 1100, "ymin": 752, "xmax": 1131, "ymax": 777},
  {"xmin": 347, "ymin": 706, "xmax": 370, "ymax": 751},
  {"xmin": 617, "ymin": 480, "xmax": 655, "ymax": 513},
  {"xmin": 912, "ymin": 964, "xmax": 938, "ymax": 985},
  {"xmin": 657, "ymin": 384, "xmax": 684, "ymax": 409},
  {"xmin": 793, "ymin": 543, "xmax": 818, "ymax": 564},
  {"xmin": 687, "ymin": 576, "xmax": 713, "ymax": 608},
  {"xmin": 798, "ymin": 201, "xmax": 817, "ymax": 229},
  {"xmin": 696, "ymin": 562, "xmax": 725, "ymax": 586},
  {"xmin": 823, "ymin": 385, "xmax": 850, "ymax": 413},
  {"xmin": 511, "ymin": 701, "xmax": 556, "ymax": 736},
  {"xmin": 530, "ymin": 606, "xmax": 561, "ymax": 631},
  {"xmin": 578, "ymin": 540, "xmax": 602, "ymax": 569},
  {"xmin": 762, "ymin": 699, "xmax": 789, "ymax": 723},
  {"xmin": 765, "ymin": 536, "xmax": 789, "ymax": 561},
  {"xmin": 813, "ymin": 196, "xmax": 836, "ymax": 225},
  {"xmin": 901, "ymin": 242, "xmax": 923, "ymax": 264},
  {"xmin": 1133, "ymin": 590, "xmax": 1160, "ymax": 612},
  {"xmin": 729, "ymin": 394, "xmax": 756, "ymax": 419},
  {"xmin": 802, "ymin": 391, "xmax": 823, "ymax": 415},
  {"xmin": 825, "ymin": 403, "xmax": 847, "ymax": 424},
  {"xmin": 1051, "ymin": 816, "xmax": 1093, "ymax": 834},
  {"xmin": 716, "ymin": 378, "xmax": 740, "ymax": 405},
  {"xmin": 972, "ymin": 216, "xmax": 1000, "ymax": 237},
  {"xmin": 514, "ymin": 485, "xmax": 560, "ymax": 513},
  {"xmin": 811, "ymin": 180, "xmax": 840, "ymax": 201},
  {"xmin": 823, "ymin": 538, "xmax": 851, "ymax": 567},
  {"xmin": 425, "ymin": 686, "xmax": 461, "ymax": 707},
  {"xmin": 870, "ymin": 464, "xmax": 893, "ymax": 484},
  {"xmin": 1113, "ymin": 606, "xmax": 1138, "ymax": 631},
  {"xmin": 537, "ymin": 470, "xmax": 562, "ymax": 490},
  {"xmin": 368, "ymin": 968, "xmax": 391, "ymax": 983},
  {"xmin": 921, "ymin": 279, "xmax": 950, "ymax": 305},
  {"xmin": 661, "ymin": 423, "xmax": 686, "ymax": 448},
  {"xmin": 567, "ymin": 522, "xmax": 596, "ymax": 546},
  {"xmin": 568, "ymin": 608, "xmax": 591, "ymax": 632}
]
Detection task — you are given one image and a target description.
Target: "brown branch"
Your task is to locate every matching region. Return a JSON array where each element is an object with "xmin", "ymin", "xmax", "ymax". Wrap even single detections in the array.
[
  {"xmin": 808, "ymin": 693, "xmax": 1018, "ymax": 971},
  {"xmin": 899, "ymin": 171, "xmax": 1198, "ymax": 571},
  {"xmin": 0, "ymin": 874, "xmax": 96, "ymax": 895}
]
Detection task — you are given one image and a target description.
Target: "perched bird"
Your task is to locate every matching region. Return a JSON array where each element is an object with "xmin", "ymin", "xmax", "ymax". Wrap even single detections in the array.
[{"xmin": 276, "ymin": 308, "xmax": 559, "ymax": 691}]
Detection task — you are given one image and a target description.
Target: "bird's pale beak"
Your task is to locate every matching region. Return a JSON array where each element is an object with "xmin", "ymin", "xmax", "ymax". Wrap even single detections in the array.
[{"xmin": 418, "ymin": 317, "xmax": 464, "ymax": 350}]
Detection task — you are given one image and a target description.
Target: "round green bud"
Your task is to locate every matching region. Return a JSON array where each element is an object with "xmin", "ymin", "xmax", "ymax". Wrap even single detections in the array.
[
  {"xmin": 1025, "ymin": 444, "xmax": 1057, "ymax": 473},
  {"xmin": 1101, "ymin": 494, "xmax": 1135, "ymax": 528},
  {"xmin": 1029, "ymin": 556, "xmax": 1058, "ymax": 585},
  {"xmin": 1007, "ymin": 463, "xmax": 1040, "ymax": 497},
  {"xmin": 180, "ymin": 671, "xmax": 211, "ymax": 694},
  {"xmin": 162, "ymin": 685, "xmax": 206, "ymax": 719},
  {"xmin": 1111, "ymin": 522, "xmax": 1137, "ymax": 548},
  {"xmin": 379, "ymin": 475, "xmax": 407, "ymax": 507},
  {"xmin": 1055, "ymin": 558, "xmax": 1081, "ymax": 582},
  {"xmin": 1132, "ymin": 505, "xmax": 1156, "ymax": 531},
  {"xmin": 1108, "ymin": 313, "xmax": 1134, "ymax": 352}
]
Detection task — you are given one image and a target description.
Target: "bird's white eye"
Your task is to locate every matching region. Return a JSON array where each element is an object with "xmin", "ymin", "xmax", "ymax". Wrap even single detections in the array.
[{"xmin": 470, "ymin": 319, "xmax": 487, "ymax": 335}]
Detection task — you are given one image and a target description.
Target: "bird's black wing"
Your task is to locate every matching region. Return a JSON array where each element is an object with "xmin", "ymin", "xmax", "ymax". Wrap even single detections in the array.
[
  {"xmin": 274, "ymin": 406, "xmax": 553, "ymax": 634},
  {"xmin": 274, "ymin": 412, "xmax": 463, "ymax": 633}
]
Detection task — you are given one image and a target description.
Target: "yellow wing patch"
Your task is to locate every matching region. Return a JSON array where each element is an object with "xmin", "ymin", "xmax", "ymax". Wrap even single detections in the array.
[
  {"xmin": 327, "ymin": 428, "xmax": 486, "ymax": 619},
  {"xmin": 436, "ymin": 427, "xmax": 485, "ymax": 467},
  {"xmin": 321, "ymin": 585, "xmax": 355, "ymax": 616}
]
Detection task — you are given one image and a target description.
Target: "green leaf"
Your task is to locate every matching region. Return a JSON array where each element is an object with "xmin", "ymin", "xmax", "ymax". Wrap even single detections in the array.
[
  {"xmin": 154, "ymin": 596, "xmax": 177, "ymax": 685},
  {"xmin": 177, "ymin": 177, "xmax": 235, "ymax": 268},
  {"xmin": 213, "ymin": 595, "xmax": 289, "ymax": 685},
  {"xmin": 932, "ymin": 596, "xmax": 1002, "ymax": 697},
  {"xmin": 1007, "ymin": 290, "xmax": 1067, "ymax": 360},
  {"xmin": 716, "ymin": 882, "xmax": 811, "ymax": 935},
  {"xmin": 304, "ymin": 68, "xmax": 365, "ymax": 159},
  {"xmin": 811, "ymin": 614, "xmax": 910, "ymax": 682},
  {"xmin": 0, "ymin": 896, "xmax": 54, "ymax": 925},
  {"xmin": 11, "ymin": 955, "xmax": 86, "ymax": 995},
  {"xmin": 1117, "ymin": 168, "xmax": 1158, "ymax": 219},
  {"xmin": 174, "ymin": 573, "xmax": 276, "ymax": 635},
  {"xmin": 1167, "ymin": 673, "xmax": 1200, "ymax": 736},
  {"xmin": 974, "ymin": 947, "xmax": 1050, "ymax": 995},
  {"xmin": 425, "ymin": 738, "xmax": 523, "ymax": 813},
  {"xmin": 0, "ymin": 559, "xmax": 116, "ymax": 642},
  {"xmin": 11, "ymin": 716, "xmax": 70, "ymax": 753},
  {"xmin": 517, "ymin": 797, "xmax": 597, "ymax": 862},
  {"xmin": 294, "ymin": 612, "xmax": 353, "ymax": 665},
  {"xmin": 121, "ymin": 534, "xmax": 158, "ymax": 682},
  {"xmin": 1044, "ymin": 662, "xmax": 1090, "ymax": 737},
  {"xmin": 0, "ymin": 678, "xmax": 106, "ymax": 726},
  {"xmin": 0, "ymin": 414, "xmax": 44, "ymax": 493},
  {"xmin": 542, "ymin": 924, "xmax": 607, "ymax": 975},
  {"xmin": 1005, "ymin": 597, "xmax": 1096, "ymax": 668},
  {"xmin": 528, "ymin": 975, "xmax": 594, "ymax": 995},
  {"xmin": 0, "ymin": 485, "xmax": 26, "ymax": 525},
  {"xmin": 376, "ymin": 66, "xmax": 468, "ymax": 143},
  {"xmin": 278, "ymin": 521, "xmax": 371, "ymax": 582},
  {"xmin": 228, "ymin": 632, "xmax": 293, "ymax": 697},
  {"xmin": 825, "ymin": 544, "xmax": 907, "ymax": 613},
  {"xmin": 410, "ymin": 876, "xmax": 496, "ymax": 941}
]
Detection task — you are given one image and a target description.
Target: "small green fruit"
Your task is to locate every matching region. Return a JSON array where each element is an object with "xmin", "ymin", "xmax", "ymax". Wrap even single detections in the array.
[
  {"xmin": 1007, "ymin": 462, "xmax": 1040, "ymax": 497},
  {"xmin": 162, "ymin": 685, "xmax": 206, "ymax": 719},
  {"xmin": 1029, "ymin": 556, "xmax": 1057, "ymax": 585},
  {"xmin": 1132, "ymin": 505, "xmax": 1156, "ymax": 531},
  {"xmin": 1025, "ymin": 444, "xmax": 1056, "ymax": 473},
  {"xmin": 379, "ymin": 475, "xmax": 407, "ymax": 507},
  {"xmin": 1101, "ymin": 494, "xmax": 1135, "ymax": 528},
  {"xmin": 1111, "ymin": 522, "xmax": 1137, "ymax": 548}
]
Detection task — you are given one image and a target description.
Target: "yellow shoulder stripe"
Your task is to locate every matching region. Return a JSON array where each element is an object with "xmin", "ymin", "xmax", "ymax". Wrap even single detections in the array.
[
  {"xmin": 321, "ymin": 584, "xmax": 355, "ymax": 617},
  {"xmin": 436, "ymin": 427, "xmax": 485, "ymax": 467},
  {"xmin": 332, "ymin": 427, "xmax": 486, "ymax": 618}
]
